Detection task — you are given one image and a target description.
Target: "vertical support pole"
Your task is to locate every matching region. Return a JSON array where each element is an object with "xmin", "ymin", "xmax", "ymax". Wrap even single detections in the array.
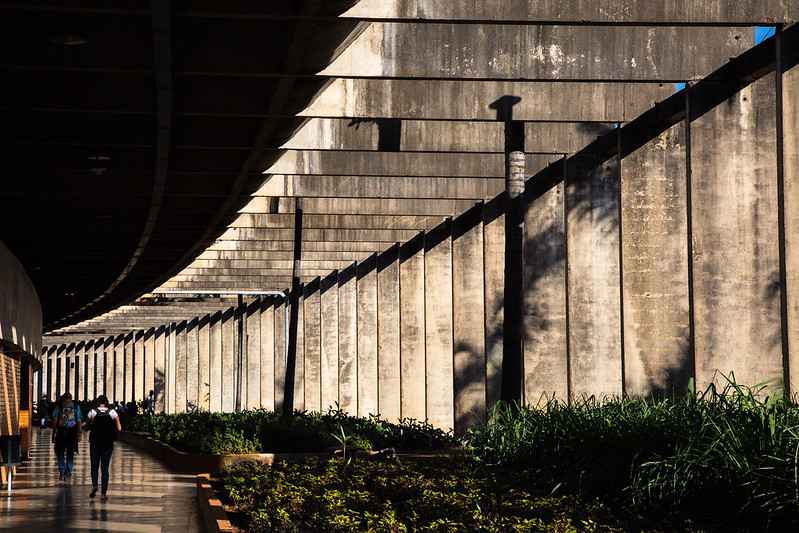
[
  {"xmin": 285, "ymin": 197, "xmax": 303, "ymax": 415},
  {"xmin": 235, "ymin": 294, "xmax": 244, "ymax": 412},
  {"xmin": 502, "ymin": 120, "xmax": 525, "ymax": 401}
]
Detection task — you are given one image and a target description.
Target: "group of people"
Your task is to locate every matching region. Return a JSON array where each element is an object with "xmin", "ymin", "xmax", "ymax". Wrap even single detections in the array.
[{"xmin": 45, "ymin": 392, "xmax": 122, "ymax": 501}]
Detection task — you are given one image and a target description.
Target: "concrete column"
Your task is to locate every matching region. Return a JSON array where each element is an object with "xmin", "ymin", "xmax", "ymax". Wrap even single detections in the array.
[
  {"xmin": 86, "ymin": 340, "xmax": 95, "ymax": 401},
  {"xmin": 245, "ymin": 302, "xmax": 261, "ymax": 410},
  {"xmin": 357, "ymin": 256, "xmax": 379, "ymax": 417},
  {"xmin": 621, "ymin": 123, "xmax": 691, "ymax": 397},
  {"xmin": 221, "ymin": 310, "xmax": 236, "ymax": 412},
  {"xmin": 523, "ymin": 180, "xmax": 568, "ymax": 402},
  {"xmin": 144, "ymin": 329, "xmax": 155, "ymax": 405},
  {"xmin": 378, "ymin": 245, "xmax": 402, "ymax": 422},
  {"xmin": 293, "ymin": 290, "xmax": 306, "ymax": 412},
  {"xmin": 186, "ymin": 319, "xmax": 199, "ymax": 410},
  {"xmin": 167, "ymin": 324, "xmax": 176, "ymax": 413},
  {"xmin": 425, "ymin": 222, "xmax": 455, "ymax": 431},
  {"xmin": 198, "ymin": 316, "xmax": 211, "ymax": 410},
  {"xmin": 64, "ymin": 344, "xmax": 73, "ymax": 400},
  {"xmin": 154, "ymin": 327, "xmax": 166, "ymax": 412},
  {"xmin": 274, "ymin": 300, "xmax": 286, "ymax": 412},
  {"xmin": 303, "ymin": 280, "xmax": 322, "ymax": 412},
  {"xmin": 400, "ymin": 234, "xmax": 426, "ymax": 422},
  {"xmin": 692, "ymin": 76, "xmax": 784, "ymax": 390},
  {"xmin": 453, "ymin": 208, "xmax": 487, "ymax": 432},
  {"xmin": 124, "ymin": 334, "xmax": 134, "ymax": 403},
  {"xmin": 114, "ymin": 336, "xmax": 125, "ymax": 402},
  {"xmin": 73, "ymin": 344, "xmax": 80, "ymax": 401},
  {"xmin": 483, "ymin": 197, "xmax": 505, "ymax": 411},
  {"xmin": 41, "ymin": 347, "xmax": 50, "ymax": 401},
  {"xmin": 784, "ymin": 57, "xmax": 799, "ymax": 393},
  {"xmin": 320, "ymin": 273, "xmax": 340, "ymax": 411},
  {"xmin": 104, "ymin": 339, "xmax": 114, "ymax": 401},
  {"xmin": 209, "ymin": 313, "xmax": 222, "ymax": 412},
  {"xmin": 260, "ymin": 299, "xmax": 275, "ymax": 410},
  {"xmin": 338, "ymin": 266, "xmax": 358, "ymax": 415},
  {"xmin": 134, "ymin": 331, "xmax": 145, "ymax": 402},
  {"xmin": 175, "ymin": 322, "xmax": 187, "ymax": 413},
  {"xmin": 567, "ymin": 154, "xmax": 623, "ymax": 398}
]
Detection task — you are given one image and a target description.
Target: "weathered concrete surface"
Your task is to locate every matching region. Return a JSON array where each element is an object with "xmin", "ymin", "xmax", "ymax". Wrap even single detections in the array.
[
  {"xmin": 338, "ymin": 267, "xmax": 358, "ymax": 414},
  {"xmin": 785, "ymin": 62, "xmax": 799, "ymax": 394},
  {"xmin": 283, "ymin": 118, "xmax": 613, "ymax": 154},
  {"xmin": 154, "ymin": 327, "xmax": 166, "ymax": 412},
  {"xmin": 260, "ymin": 300, "xmax": 275, "ymax": 411},
  {"xmin": 114, "ymin": 337, "xmax": 124, "ymax": 403},
  {"xmin": 209, "ymin": 315, "xmax": 222, "ymax": 412},
  {"xmin": 0, "ymin": 241, "xmax": 42, "ymax": 359},
  {"xmin": 567, "ymin": 156, "xmax": 623, "ymax": 398},
  {"xmin": 292, "ymin": 293, "xmax": 306, "ymax": 412},
  {"xmin": 175, "ymin": 323, "xmax": 187, "ymax": 413},
  {"xmin": 377, "ymin": 247, "xmax": 402, "ymax": 421},
  {"xmin": 187, "ymin": 319, "xmax": 200, "ymax": 409},
  {"xmin": 262, "ymin": 175, "xmax": 505, "ymax": 201},
  {"xmin": 320, "ymin": 274, "xmax": 340, "ymax": 411},
  {"xmin": 424, "ymin": 223, "xmax": 454, "ymax": 431},
  {"xmin": 621, "ymin": 123, "xmax": 691, "ymax": 397},
  {"xmin": 144, "ymin": 330, "xmax": 155, "ymax": 403},
  {"xmin": 264, "ymin": 150, "xmax": 554, "ymax": 178},
  {"xmin": 273, "ymin": 301, "xmax": 286, "ymax": 412},
  {"xmin": 343, "ymin": 0, "xmax": 799, "ymax": 23},
  {"xmin": 245, "ymin": 305, "xmax": 260, "ymax": 409},
  {"xmin": 399, "ymin": 236, "xmax": 427, "ymax": 422},
  {"xmin": 692, "ymin": 76, "xmax": 784, "ymax": 391},
  {"xmin": 356, "ymin": 258, "xmax": 378, "ymax": 417},
  {"xmin": 198, "ymin": 318, "xmax": 211, "ymax": 410},
  {"xmin": 302, "ymin": 79, "xmax": 672, "ymax": 122},
  {"xmin": 249, "ymin": 197, "xmax": 478, "ymax": 217},
  {"xmin": 523, "ymin": 182, "xmax": 568, "ymax": 403},
  {"xmin": 134, "ymin": 332, "xmax": 145, "ymax": 401},
  {"xmin": 228, "ymin": 214, "xmax": 447, "ymax": 232},
  {"xmin": 221, "ymin": 312, "xmax": 235, "ymax": 412},
  {"xmin": 323, "ymin": 24, "xmax": 750, "ymax": 80},
  {"xmin": 167, "ymin": 326, "xmax": 176, "ymax": 413},
  {"xmin": 453, "ymin": 209, "xmax": 487, "ymax": 432},
  {"xmin": 303, "ymin": 282, "xmax": 322, "ymax": 412},
  {"xmin": 483, "ymin": 199, "xmax": 505, "ymax": 410}
]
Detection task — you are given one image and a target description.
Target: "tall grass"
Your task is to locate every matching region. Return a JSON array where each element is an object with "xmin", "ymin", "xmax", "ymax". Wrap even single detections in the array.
[{"xmin": 466, "ymin": 376, "xmax": 799, "ymax": 530}]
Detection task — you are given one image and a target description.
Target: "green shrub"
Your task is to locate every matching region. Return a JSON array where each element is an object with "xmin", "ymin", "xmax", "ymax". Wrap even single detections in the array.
[
  {"xmin": 466, "ymin": 376, "xmax": 799, "ymax": 530},
  {"xmin": 222, "ymin": 459, "xmax": 626, "ymax": 533},
  {"xmin": 127, "ymin": 406, "xmax": 457, "ymax": 455}
]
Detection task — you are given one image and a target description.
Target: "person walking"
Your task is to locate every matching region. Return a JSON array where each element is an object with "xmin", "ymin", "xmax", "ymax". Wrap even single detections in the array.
[
  {"xmin": 85, "ymin": 395, "xmax": 122, "ymax": 501},
  {"xmin": 51, "ymin": 392, "xmax": 82, "ymax": 481}
]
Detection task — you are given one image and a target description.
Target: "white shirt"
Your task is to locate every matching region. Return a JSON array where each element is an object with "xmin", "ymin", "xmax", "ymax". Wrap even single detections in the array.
[{"xmin": 88, "ymin": 407, "xmax": 119, "ymax": 420}]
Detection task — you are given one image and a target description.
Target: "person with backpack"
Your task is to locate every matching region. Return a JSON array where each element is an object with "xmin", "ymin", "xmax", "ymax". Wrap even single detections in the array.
[
  {"xmin": 51, "ymin": 392, "xmax": 82, "ymax": 481},
  {"xmin": 85, "ymin": 395, "xmax": 122, "ymax": 501}
]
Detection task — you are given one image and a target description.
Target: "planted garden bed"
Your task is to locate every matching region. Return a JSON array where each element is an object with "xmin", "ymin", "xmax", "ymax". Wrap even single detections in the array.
[{"xmin": 207, "ymin": 379, "xmax": 799, "ymax": 532}]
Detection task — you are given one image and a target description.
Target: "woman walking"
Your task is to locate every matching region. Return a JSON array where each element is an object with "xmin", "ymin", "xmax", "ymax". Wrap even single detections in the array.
[
  {"xmin": 85, "ymin": 395, "xmax": 122, "ymax": 501},
  {"xmin": 51, "ymin": 392, "xmax": 82, "ymax": 481}
]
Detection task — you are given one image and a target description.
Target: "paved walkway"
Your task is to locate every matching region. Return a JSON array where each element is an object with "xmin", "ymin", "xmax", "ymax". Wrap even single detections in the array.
[{"xmin": 1, "ymin": 428, "xmax": 201, "ymax": 532}]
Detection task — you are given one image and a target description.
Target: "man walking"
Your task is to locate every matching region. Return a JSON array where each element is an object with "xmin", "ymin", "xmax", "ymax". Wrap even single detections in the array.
[
  {"xmin": 85, "ymin": 395, "xmax": 122, "ymax": 501},
  {"xmin": 51, "ymin": 392, "xmax": 82, "ymax": 481}
]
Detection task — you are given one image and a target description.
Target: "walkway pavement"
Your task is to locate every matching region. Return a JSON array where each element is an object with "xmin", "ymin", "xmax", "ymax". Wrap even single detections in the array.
[{"xmin": 1, "ymin": 428, "xmax": 201, "ymax": 532}]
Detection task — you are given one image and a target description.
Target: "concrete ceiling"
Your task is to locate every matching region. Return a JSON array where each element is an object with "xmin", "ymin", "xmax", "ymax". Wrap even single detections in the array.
[{"xmin": 28, "ymin": 1, "xmax": 799, "ymax": 343}]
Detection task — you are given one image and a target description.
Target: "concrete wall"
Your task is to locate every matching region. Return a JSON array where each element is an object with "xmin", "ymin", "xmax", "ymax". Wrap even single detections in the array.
[
  {"xmin": 0, "ymin": 241, "xmax": 42, "ymax": 359},
  {"xmin": 36, "ymin": 29, "xmax": 798, "ymax": 429}
]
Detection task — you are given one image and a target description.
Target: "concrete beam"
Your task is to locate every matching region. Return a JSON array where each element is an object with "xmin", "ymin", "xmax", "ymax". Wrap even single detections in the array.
[
  {"xmin": 322, "ymin": 24, "xmax": 751, "ymax": 81},
  {"xmin": 301, "ymin": 79, "xmax": 673, "ymax": 122},
  {"xmin": 341, "ymin": 1, "xmax": 798, "ymax": 24}
]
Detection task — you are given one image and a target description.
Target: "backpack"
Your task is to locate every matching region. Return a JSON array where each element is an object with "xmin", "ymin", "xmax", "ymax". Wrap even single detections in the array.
[
  {"xmin": 59, "ymin": 404, "xmax": 80, "ymax": 429},
  {"xmin": 91, "ymin": 409, "xmax": 117, "ymax": 447}
]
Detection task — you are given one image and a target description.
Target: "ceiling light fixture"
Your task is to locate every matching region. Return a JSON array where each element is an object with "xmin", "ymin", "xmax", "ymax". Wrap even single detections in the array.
[{"xmin": 50, "ymin": 34, "xmax": 88, "ymax": 46}]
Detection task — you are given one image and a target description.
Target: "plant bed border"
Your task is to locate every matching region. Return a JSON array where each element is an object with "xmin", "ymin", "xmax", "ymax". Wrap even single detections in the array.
[
  {"xmin": 196, "ymin": 474, "xmax": 237, "ymax": 533},
  {"xmin": 119, "ymin": 431, "xmax": 464, "ymax": 474}
]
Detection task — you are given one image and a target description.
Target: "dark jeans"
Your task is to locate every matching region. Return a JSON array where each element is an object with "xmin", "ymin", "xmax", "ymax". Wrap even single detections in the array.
[
  {"xmin": 90, "ymin": 442, "xmax": 114, "ymax": 494},
  {"xmin": 54, "ymin": 428, "xmax": 78, "ymax": 475}
]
